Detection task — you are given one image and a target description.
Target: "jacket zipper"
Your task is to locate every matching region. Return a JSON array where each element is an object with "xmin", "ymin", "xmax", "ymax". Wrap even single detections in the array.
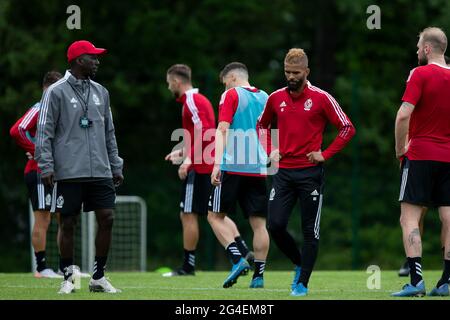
[
  {"xmin": 85, "ymin": 98, "xmax": 93, "ymax": 177},
  {"xmin": 85, "ymin": 120, "xmax": 93, "ymax": 177}
]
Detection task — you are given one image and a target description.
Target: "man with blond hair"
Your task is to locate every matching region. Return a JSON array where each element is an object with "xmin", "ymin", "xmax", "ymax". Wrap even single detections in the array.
[
  {"xmin": 257, "ymin": 48, "xmax": 355, "ymax": 296},
  {"xmin": 393, "ymin": 27, "xmax": 450, "ymax": 297}
]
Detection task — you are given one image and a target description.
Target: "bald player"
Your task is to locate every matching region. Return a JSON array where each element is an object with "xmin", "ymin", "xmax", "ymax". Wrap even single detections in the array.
[{"xmin": 393, "ymin": 27, "xmax": 450, "ymax": 297}]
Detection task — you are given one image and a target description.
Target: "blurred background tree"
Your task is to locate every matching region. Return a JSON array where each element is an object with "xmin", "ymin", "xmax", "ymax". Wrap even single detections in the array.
[{"xmin": 1, "ymin": 0, "xmax": 449, "ymax": 272}]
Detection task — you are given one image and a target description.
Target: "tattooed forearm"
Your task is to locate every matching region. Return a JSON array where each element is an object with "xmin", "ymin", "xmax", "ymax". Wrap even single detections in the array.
[
  {"xmin": 408, "ymin": 228, "xmax": 421, "ymax": 247},
  {"xmin": 446, "ymin": 251, "xmax": 450, "ymax": 259}
]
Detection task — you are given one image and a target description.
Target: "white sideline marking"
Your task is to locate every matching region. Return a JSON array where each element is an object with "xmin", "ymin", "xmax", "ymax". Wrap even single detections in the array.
[
  {"xmin": 0, "ymin": 284, "xmax": 392, "ymax": 293},
  {"xmin": 81, "ymin": 286, "xmax": 394, "ymax": 293}
]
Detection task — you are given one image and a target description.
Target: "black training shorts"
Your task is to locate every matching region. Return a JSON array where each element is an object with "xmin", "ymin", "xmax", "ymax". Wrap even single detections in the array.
[
  {"xmin": 180, "ymin": 170, "xmax": 213, "ymax": 215},
  {"xmin": 25, "ymin": 171, "xmax": 54, "ymax": 211},
  {"xmin": 208, "ymin": 171, "xmax": 268, "ymax": 218},
  {"xmin": 399, "ymin": 157, "xmax": 450, "ymax": 207},
  {"xmin": 50, "ymin": 178, "xmax": 116, "ymax": 215}
]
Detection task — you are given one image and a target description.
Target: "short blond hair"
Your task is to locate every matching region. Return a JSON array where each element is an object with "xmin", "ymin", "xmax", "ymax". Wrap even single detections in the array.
[
  {"xmin": 420, "ymin": 27, "xmax": 447, "ymax": 54},
  {"xmin": 284, "ymin": 48, "xmax": 308, "ymax": 67}
]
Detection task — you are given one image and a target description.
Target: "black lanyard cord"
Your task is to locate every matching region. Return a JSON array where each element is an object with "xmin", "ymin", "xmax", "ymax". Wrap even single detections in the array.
[{"xmin": 68, "ymin": 80, "xmax": 91, "ymax": 116}]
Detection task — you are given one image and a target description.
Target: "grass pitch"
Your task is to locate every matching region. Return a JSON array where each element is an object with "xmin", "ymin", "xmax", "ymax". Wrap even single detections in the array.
[{"xmin": 0, "ymin": 270, "xmax": 448, "ymax": 300}]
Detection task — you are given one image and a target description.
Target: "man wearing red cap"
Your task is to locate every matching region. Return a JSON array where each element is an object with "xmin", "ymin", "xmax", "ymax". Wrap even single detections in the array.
[{"xmin": 35, "ymin": 40, "xmax": 124, "ymax": 294}]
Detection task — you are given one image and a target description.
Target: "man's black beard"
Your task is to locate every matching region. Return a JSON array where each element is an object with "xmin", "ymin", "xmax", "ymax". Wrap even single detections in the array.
[{"xmin": 287, "ymin": 78, "xmax": 304, "ymax": 91}]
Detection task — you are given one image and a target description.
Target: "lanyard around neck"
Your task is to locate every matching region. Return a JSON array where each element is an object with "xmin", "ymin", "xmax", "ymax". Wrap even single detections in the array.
[{"xmin": 68, "ymin": 80, "xmax": 91, "ymax": 116}]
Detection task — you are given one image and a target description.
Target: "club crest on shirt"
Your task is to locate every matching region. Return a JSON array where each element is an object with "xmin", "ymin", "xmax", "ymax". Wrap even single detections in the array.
[
  {"xmin": 92, "ymin": 94, "xmax": 101, "ymax": 105},
  {"xmin": 279, "ymin": 101, "xmax": 286, "ymax": 112},
  {"xmin": 304, "ymin": 98, "xmax": 313, "ymax": 111}
]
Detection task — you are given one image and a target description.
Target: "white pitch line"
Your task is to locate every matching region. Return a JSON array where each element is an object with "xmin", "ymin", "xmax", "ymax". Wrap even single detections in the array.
[
  {"xmin": 0, "ymin": 285, "xmax": 393, "ymax": 293},
  {"xmin": 117, "ymin": 286, "xmax": 289, "ymax": 292},
  {"xmin": 84, "ymin": 286, "xmax": 394, "ymax": 293}
]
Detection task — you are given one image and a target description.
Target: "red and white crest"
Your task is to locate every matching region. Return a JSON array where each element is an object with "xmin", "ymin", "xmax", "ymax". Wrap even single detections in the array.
[{"xmin": 304, "ymin": 98, "xmax": 313, "ymax": 111}]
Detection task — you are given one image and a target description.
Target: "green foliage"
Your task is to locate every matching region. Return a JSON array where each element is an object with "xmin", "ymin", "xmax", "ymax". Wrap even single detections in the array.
[{"xmin": 1, "ymin": 0, "xmax": 449, "ymax": 271}]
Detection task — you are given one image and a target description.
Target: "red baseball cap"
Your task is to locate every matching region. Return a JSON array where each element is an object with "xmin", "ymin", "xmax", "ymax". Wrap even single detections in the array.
[{"xmin": 67, "ymin": 40, "xmax": 107, "ymax": 62}]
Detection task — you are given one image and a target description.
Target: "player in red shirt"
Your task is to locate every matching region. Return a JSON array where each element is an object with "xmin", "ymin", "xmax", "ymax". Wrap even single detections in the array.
[
  {"xmin": 208, "ymin": 62, "xmax": 270, "ymax": 289},
  {"xmin": 393, "ymin": 27, "xmax": 450, "ymax": 297},
  {"xmin": 10, "ymin": 71, "xmax": 63, "ymax": 279},
  {"xmin": 257, "ymin": 48, "xmax": 355, "ymax": 296},
  {"xmin": 164, "ymin": 64, "xmax": 249, "ymax": 276},
  {"xmin": 397, "ymin": 55, "xmax": 450, "ymax": 278}
]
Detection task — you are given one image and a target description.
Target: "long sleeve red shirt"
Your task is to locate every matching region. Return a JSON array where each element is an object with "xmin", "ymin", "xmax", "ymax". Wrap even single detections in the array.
[
  {"xmin": 257, "ymin": 82, "xmax": 355, "ymax": 169},
  {"xmin": 177, "ymin": 88, "xmax": 216, "ymax": 174},
  {"xmin": 10, "ymin": 102, "xmax": 40, "ymax": 174}
]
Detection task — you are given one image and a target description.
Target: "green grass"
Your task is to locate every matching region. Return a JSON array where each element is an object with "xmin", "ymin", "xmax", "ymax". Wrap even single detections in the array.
[{"xmin": 0, "ymin": 270, "xmax": 448, "ymax": 300}]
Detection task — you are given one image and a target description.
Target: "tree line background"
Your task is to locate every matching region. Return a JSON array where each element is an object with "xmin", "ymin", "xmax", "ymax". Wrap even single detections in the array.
[{"xmin": 1, "ymin": 0, "xmax": 450, "ymax": 272}]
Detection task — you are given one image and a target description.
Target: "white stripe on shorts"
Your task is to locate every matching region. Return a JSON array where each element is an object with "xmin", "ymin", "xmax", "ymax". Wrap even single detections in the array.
[
  {"xmin": 399, "ymin": 166, "xmax": 409, "ymax": 201},
  {"xmin": 37, "ymin": 181, "xmax": 45, "ymax": 210},
  {"xmin": 184, "ymin": 183, "xmax": 193, "ymax": 213},
  {"xmin": 50, "ymin": 182, "xmax": 58, "ymax": 213},
  {"xmin": 184, "ymin": 172, "xmax": 195, "ymax": 213},
  {"xmin": 213, "ymin": 183, "xmax": 222, "ymax": 213}
]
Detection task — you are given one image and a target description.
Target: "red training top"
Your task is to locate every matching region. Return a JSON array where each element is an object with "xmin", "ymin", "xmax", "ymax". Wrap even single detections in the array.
[
  {"xmin": 218, "ymin": 86, "xmax": 259, "ymax": 122},
  {"xmin": 257, "ymin": 81, "xmax": 355, "ymax": 169},
  {"xmin": 219, "ymin": 86, "xmax": 266, "ymax": 177},
  {"xmin": 177, "ymin": 88, "xmax": 215, "ymax": 174},
  {"xmin": 10, "ymin": 102, "xmax": 41, "ymax": 174},
  {"xmin": 402, "ymin": 63, "xmax": 450, "ymax": 162}
]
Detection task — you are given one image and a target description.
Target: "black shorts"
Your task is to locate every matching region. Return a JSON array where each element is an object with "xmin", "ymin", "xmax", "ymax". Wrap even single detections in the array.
[
  {"xmin": 268, "ymin": 166, "xmax": 324, "ymax": 239},
  {"xmin": 51, "ymin": 178, "xmax": 116, "ymax": 215},
  {"xmin": 208, "ymin": 171, "xmax": 268, "ymax": 218},
  {"xmin": 25, "ymin": 171, "xmax": 54, "ymax": 211},
  {"xmin": 180, "ymin": 170, "xmax": 213, "ymax": 215},
  {"xmin": 399, "ymin": 157, "xmax": 450, "ymax": 207}
]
